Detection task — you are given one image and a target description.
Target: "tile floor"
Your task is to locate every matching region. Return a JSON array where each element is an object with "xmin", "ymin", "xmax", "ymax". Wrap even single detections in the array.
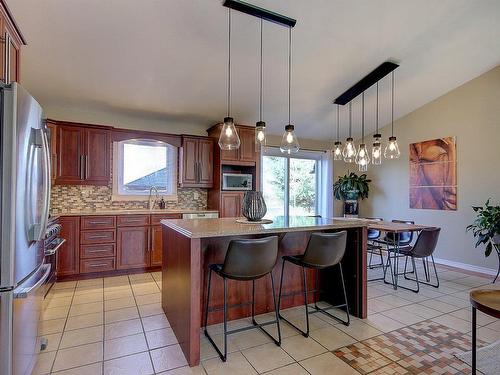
[{"xmin": 34, "ymin": 262, "xmax": 499, "ymax": 375}]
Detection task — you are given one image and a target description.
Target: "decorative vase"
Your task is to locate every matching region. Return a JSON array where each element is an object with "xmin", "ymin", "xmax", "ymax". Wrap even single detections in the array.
[
  {"xmin": 343, "ymin": 190, "xmax": 359, "ymax": 218},
  {"xmin": 242, "ymin": 191, "xmax": 267, "ymax": 221}
]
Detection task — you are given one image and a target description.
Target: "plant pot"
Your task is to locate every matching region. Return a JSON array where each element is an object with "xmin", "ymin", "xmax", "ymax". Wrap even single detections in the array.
[
  {"xmin": 344, "ymin": 190, "xmax": 359, "ymax": 201},
  {"xmin": 343, "ymin": 199, "xmax": 359, "ymax": 218}
]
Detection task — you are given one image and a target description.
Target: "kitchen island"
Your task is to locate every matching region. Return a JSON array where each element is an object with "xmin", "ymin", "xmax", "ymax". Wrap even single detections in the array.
[{"xmin": 161, "ymin": 216, "xmax": 368, "ymax": 366}]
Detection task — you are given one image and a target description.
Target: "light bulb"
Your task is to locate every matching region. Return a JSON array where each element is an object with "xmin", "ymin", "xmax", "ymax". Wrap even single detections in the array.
[
  {"xmin": 218, "ymin": 117, "xmax": 240, "ymax": 150},
  {"xmin": 342, "ymin": 137, "xmax": 357, "ymax": 163},
  {"xmin": 355, "ymin": 143, "xmax": 370, "ymax": 171},
  {"xmin": 255, "ymin": 121, "xmax": 266, "ymax": 149},
  {"xmin": 384, "ymin": 136, "xmax": 401, "ymax": 159},
  {"xmin": 280, "ymin": 124, "xmax": 300, "ymax": 154},
  {"xmin": 372, "ymin": 134, "xmax": 382, "ymax": 165},
  {"xmin": 333, "ymin": 141, "xmax": 343, "ymax": 161}
]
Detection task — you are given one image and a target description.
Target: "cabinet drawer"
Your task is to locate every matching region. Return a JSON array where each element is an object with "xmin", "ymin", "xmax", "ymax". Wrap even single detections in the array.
[
  {"xmin": 80, "ymin": 258, "xmax": 115, "ymax": 273},
  {"xmin": 81, "ymin": 216, "xmax": 116, "ymax": 230},
  {"xmin": 80, "ymin": 244, "xmax": 116, "ymax": 259},
  {"xmin": 150, "ymin": 214, "xmax": 182, "ymax": 225},
  {"xmin": 117, "ymin": 215, "xmax": 150, "ymax": 227},
  {"xmin": 80, "ymin": 230, "xmax": 116, "ymax": 244}
]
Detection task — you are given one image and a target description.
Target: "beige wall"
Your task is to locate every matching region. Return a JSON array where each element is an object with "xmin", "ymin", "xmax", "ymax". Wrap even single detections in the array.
[{"xmin": 334, "ymin": 65, "xmax": 500, "ymax": 271}]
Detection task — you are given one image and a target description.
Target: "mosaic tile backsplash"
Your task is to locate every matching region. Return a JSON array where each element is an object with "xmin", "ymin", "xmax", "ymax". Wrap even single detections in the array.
[{"xmin": 50, "ymin": 185, "xmax": 207, "ymax": 214}]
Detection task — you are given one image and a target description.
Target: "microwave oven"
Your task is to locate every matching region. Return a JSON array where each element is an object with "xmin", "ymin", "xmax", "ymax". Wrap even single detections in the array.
[{"xmin": 222, "ymin": 173, "xmax": 253, "ymax": 191}]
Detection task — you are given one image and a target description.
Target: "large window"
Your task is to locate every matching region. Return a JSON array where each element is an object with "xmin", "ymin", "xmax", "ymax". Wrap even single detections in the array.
[
  {"xmin": 262, "ymin": 149, "xmax": 322, "ymax": 218},
  {"xmin": 113, "ymin": 139, "xmax": 177, "ymax": 198}
]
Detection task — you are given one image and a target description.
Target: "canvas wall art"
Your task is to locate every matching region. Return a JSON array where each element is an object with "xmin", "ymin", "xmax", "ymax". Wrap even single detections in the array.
[{"xmin": 409, "ymin": 136, "xmax": 457, "ymax": 210}]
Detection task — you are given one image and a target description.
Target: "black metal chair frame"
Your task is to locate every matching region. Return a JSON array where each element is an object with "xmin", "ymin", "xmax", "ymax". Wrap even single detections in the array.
[
  {"xmin": 277, "ymin": 259, "xmax": 350, "ymax": 338},
  {"xmin": 366, "ymin": 218, "xmax": 384, "ymax": 271},
  {"xmin": 203, "ymin": 265, "xmax": 281, "ymax": 362}
]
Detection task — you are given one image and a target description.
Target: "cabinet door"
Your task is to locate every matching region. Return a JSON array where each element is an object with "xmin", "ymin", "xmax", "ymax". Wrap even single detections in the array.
[
  {"xmin": 238, "ymin": 127, "xmax": 257, "ymax": 162},
  {"xmin": 84, "ymin": 128, "xmax": 110, "ymax": 185},
  {"xmin": 116, "ymin": 227, "xmax": 150, "ymax": 270},
  {"xmin": 150, "ymin": 225, "xmax": 162, "ymax": 267},
  {"xmin": 220, "ymin": 192, "xmax": 243, "ymax": 218},
  {"xmin": 198, "ymin": 138, "xmax": 214, "ymax": 187},
  {"xmin": 55, "ymin": 126, "xmax": 84, "ymax": 184},
  {"xmin": 57, "ymin": 217, "xmax": 80, "ymax": 276},
  {"xmin": 179, "ymin": 137, "xmax": 198, "ymax": 186},
  {"xmin": 46, "ymin": 123, "xmax": 57, "ymax": 183},
  {"xmin": 0, "ymin": 19, "xmax": 5, "ymax": 83},
  {"xmin": 8, "ymin": 32, "xmax": 19, "ymax": 83}
]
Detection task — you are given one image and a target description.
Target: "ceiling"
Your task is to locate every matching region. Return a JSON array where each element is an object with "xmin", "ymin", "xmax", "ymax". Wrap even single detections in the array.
[{"xmin": 8, "ymin": 0, "xmax": 500, "ymax": 140}]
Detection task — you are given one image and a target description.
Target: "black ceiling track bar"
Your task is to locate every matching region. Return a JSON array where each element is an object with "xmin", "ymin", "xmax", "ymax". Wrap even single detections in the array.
[
  {"xmin": 223, "ymin": 0, "xmax": 296, "ymax": 28},
  {"xmin": 333, "ymin": 61, "xmax": 399, "ymax": 105}
]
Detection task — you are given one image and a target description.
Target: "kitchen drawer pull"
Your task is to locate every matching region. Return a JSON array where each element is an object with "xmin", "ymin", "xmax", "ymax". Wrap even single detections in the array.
[
  {"xmin": 88, "ymin": 263, "xmax": 109, "ymax": 267},
  {"xmin": 88, "ymin": 221, "xmax": 110, "ymax": 224},
  {"xmin": 122, "ymin": 219, "xmax": 145, "ymax": 222},
  {"xmin": 88, "ymin": 249, "xmax": 109, "ymax": 253},
  {"xmin": 88, "ymin": 235, "xmax": 110, "ymax": 239}
]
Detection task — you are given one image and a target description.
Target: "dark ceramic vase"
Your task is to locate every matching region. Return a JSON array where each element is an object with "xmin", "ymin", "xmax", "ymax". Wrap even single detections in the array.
[{"xmin": 242, "ymin": 191, "xmax": 267, "ymax": 221}]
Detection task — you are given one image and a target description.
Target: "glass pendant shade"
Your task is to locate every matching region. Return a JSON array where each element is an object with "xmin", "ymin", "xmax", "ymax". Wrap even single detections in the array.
[
  {"xmin": 280, "ymin": 125, "xmax": 300, "ymax": 154},
  {"xmin": 342, "ymin": 137, "xmax": 357, "ymax": 163},
  {"xmin": 255, "ymin": 121, "xmax": 266, "ymax": 149},
  {"xmin": 219, "ymin": 116, "xmax": 240, "ymax": 150},
  {"xmin": 333, "ymin": 141, "xmax": 343, "ymax": 161},
  {"xmin": 372, "ymin": 134, "xmax": 382, "ymax": 165},
  {"xmin": 356, "ymin": 143, "xmax": 370, "ymax": 172},
  {"xmin": 384, "ymin": 136, "xmax": 400, "ymax": 159}
]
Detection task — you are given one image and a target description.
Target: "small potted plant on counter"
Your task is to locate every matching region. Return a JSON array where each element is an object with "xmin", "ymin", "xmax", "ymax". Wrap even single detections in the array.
[
  {"xmin": 333, "ymin": 172, "xmax": 371, "ymax": 217},
  {"xmin": 467, "ymin": 199, "xmax": 500, "ymax": 283}
]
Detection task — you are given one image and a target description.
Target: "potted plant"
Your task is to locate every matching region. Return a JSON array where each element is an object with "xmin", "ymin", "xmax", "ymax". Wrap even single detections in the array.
[
  {"xmin": 466, "ymin": 199, "xmax": 500, "ymax": 283},
  {"xmin": 333, "ymin": 172, "xmax": 371, "ymax": 217}
]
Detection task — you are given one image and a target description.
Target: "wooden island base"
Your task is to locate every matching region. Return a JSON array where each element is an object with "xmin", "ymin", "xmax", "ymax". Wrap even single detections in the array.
[{"xmin": 161, "ymin": 217, "xmax": 368, "ymax": 366}]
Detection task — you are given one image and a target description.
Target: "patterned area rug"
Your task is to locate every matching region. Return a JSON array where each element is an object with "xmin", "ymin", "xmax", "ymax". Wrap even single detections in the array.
[
  {"xmin": 334, "ymin": 321, "xmax": 482, "ymax": 374},
  {"xmin": 455, "ymin": 340, "xmax": 500, "ymax": 375}
]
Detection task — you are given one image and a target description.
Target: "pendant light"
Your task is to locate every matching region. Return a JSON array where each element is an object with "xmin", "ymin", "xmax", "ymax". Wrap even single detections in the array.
[
  {"xmin": 255, "ymin": 18, "xmax": 266, "ymax": 150},
  {"xmin": 372, "ymin": 82, "xmax": 382, "ymax": 165},
  {"xmin": 355, "ymin": 92, "xmax": 370, "ymax": 171},
  {"xmin": 280, "ymin": 26, "xmax": 300, "ymax": 154},
  {"xmin": 219, "ymin": 8, "xmax": 240, "ymax": 151},
  {"xmin": 333, "ymin": 105, "xmax": 342, "ymax": 160},
  {"xmin": 384, "ymin": 71, "xmax": 400, "ymax": 159},
  {"xmin": 342, "ymin": 102, "xmax": 356, "ymax": 162}
]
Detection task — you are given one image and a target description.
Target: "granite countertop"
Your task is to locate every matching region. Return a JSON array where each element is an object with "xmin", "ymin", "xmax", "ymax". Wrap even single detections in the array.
[
  {"xmin": 161, "ymin": 216, "xmax": 370, "ymax": 239},
  {"xmin": 52, "ymin": 209, "xmax": 219, "ymax": 217}
]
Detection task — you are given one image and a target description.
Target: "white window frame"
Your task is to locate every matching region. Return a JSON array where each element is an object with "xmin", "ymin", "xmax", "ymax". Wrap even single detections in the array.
[
  {"xmin": 261, "ymin": 147, "xmax": 323, "ymax": 217},
  {"xmin": 112, "ymin": 139, "xmax": 178, "ymax": 201}
]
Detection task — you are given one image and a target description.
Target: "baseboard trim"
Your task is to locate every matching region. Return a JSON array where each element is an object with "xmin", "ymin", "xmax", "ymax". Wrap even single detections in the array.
[{"xmin": 433, "ymin": 257, "xmax": 498, "ymax": 277}]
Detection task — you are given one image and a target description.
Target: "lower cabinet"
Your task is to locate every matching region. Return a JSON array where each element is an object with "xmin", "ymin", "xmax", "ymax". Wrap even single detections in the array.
[
  {"xmin": 116, "ymin": 226, "xmax": 150, "ymax": 270},
  {"xmin": 220, "ymin": 192, "xmax": 244, "ymax": 218},
  {"xmin": 57, "ymin": 216, "xmax": 80, "ymax": 276},
  {"xmin": 150, "ymin": 225, "xmax": 163, "ymax": 267}
]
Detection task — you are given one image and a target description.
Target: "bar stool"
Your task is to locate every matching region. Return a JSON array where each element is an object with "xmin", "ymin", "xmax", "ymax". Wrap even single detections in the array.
[
  {"xmin": 203, "ymin": 236, "xmax": 281, "ymax": 362},
  {"xmin": 366, "ymin": 217, "xmax": 384, "ymax": 269},
  {"xmin": 277, "ymin": 231, "xmax": 349, "ymax": 338}
]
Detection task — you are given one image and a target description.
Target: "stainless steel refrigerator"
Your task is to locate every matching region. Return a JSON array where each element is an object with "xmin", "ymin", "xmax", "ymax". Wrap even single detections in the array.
[{"xmin": 0, "ymin": 83, "xmax": 51, "ymax": 375}]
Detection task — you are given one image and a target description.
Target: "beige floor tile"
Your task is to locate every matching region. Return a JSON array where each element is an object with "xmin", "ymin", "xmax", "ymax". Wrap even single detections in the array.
[
  {"xmin": 437, "ymin": 294, "xmax": 471, "ymax": 308},
  {"xmin": 104, "ymin": 289, "xmax": 134, "ymax": 301},
  {"xmin": 53, "ymin": 281, "xmax": 77, "ymax": 290},
  {"xmin": 242, "ymin": 342, "xmax": 294, "ymax": 373},
  {"xmin": 103, "ymin": 275, "xmax": 130, "ymax": 286},
  {"xmin": 69, "ymin": 301, "xmax": 103, "ymax": 316},
  {"xmin": 476, "ymin": 326, "xmax": 500, "ymax": 343},
  {"xmin": 135, "ymin": 292, "xmax": 161, "ymax": 305},
  {"xmin": 52, "ymin": 362, "xmax": 103, "ymax": 375},
  {"xmin": 261, "ymin": 320, "xmax": 300, "ymax": 339},
  {"xmin": 59, "ymin": 325, "xmax": 103, "ymax": 349},
  {"xmin": 105, "ymin": 306, "xmax": 139, "ymax": 324},
  {"xmin": 32, "ymin": 350, "xmax": 56, "ymax": 375},
  {"xmin": 104, "ymin": 296, "xmax": 136, "ymax": 311},
  {"xmin": 74, "ymin": 286, "xmax": 104, "ymax": 296},
  {"xmin": 335, "ymin": 319, "xmax": 382, "ymax": 341},
  {"xmin": 400, "ymin": 303, "xmax": 442, "ymax": 319},
  {"xmin": 203, "ymin": 351, "xmax": 257, "ymax": 375},
  {"xmin": 52, "ymin": 342, "xmax": 103, "ymax": 372},
  {"xmin": 150, "ymin": 344, "xmax": 188, "ymax": 373},
  {"xmin": 485, "ymin": 320, "xmax": 500, "ymax": 332},
  {"xmin": 146, "ymin": 327, "xmax": 178, "ymax": 349},
  {"xmin": 381, "ymin": 307, "xmax": 426, "ymax": 326},
  {"xmin": 367, "ymin": 299, "xmax": 394, "ymax": 314},
  {"xmin": 77, "ymin": 278, "xmax": 104, "ymax": 287},
  {"xmin": 129, "ymin": 273, "xmax": 154, "ymax": 282},
  {"xmin": 263, "ymin": 363, "xmax": 309, "ymax": 375},
  {"xmin": 431, "ymin": 314, "xmax": 470, "ymax": 333},
  {"xmin": 138, "ymin": 302, "xmax": 164, "ymax": 317},
  {"xmin": 72, "ymin": 292, "xmax": 104, "ymax": 305},
  {"xmin": 300, "ymin": 352, "xmax": 360, "ymax": 374},
  {"xmin": 104, "ymin": 351, "xmax": 154, "ymax": 375},
  {"xmin": 105, "ymin": 318, "xmax": 143, "ymax": 340},
  {"xmin": 280, "ymin": 335, "xmax": 327, "ymax": 361},
  {"xmin": 38, "ymin": 318, "xmax": 66, "ymax": 336},
  {"xmin": 310, "ymin": 325, "xmax": 357, "ymax": 350},
  {"xmin": 65, "ymin": 312, "xmax": 103, "ymax": 331},
  {"xmin": 418, "ymin": 299, "xmax": 460, "ymax": 313},
  {"xmin": 48, "ymin": 289, "xmax": 75, "ymax": 299},
  {"xmin": 230, "ymin": 328, "xmax": 272, "ymax": 351},
  {"xmin": 157, "ymin": 365, "xmax": 206, "ymax": 374},
  {"xmin": 104, "ymin": 332, "xmax": 148, "ymax": 360},
  {"xmin": 40, "ymin": 305, "xmax": 70, "ymax": 321},
  {"xmin": 449, "ymin": 308, "xmax": 497, "ymax": 326},
  {"xmin": 374, "ymin": 294, "xmax": 413, "ymax": 308},
  {"xmin": 45, "ymin": 296, "xmax": 73, "ymax": 309},
  {"xmin": 365, "ymin": 313, "xmax": 406, "ymax": 333},
  {"xmin": 36, "ymin": 332, "xmax": 62, "ymax": 353},
  {"xmin": 132, "ymin": 284, "xmax": 160, "ymax": 296},
  {"xmin": 142, "ymin": 313, "xmax": 170, "ymax": 331},
  {"xmin": 284, "ymin": 313, "xmax": 330, "ymax": 333}
]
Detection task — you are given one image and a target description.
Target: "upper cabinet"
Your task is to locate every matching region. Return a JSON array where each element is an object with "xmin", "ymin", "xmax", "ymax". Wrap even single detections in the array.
[
  {"xmin": 207, "ymin": 124, "xmax": 257, "ymax": 165},
  {"xmin": 0, "ymin": 1, "xmax": 25, "ymax": 84},
  {"xmin": 50, "ymin": 120, "xmax": 111, "ymax": 186},
  {"xmin": 178, "ymin": 135, "xmax": 214, "ymax": 188}
]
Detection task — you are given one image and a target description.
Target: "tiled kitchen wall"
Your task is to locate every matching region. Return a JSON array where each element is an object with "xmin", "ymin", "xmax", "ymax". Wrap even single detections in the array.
[{"xmin": 50, "ymin": 185, "xmax": 207, "ymax": 213}]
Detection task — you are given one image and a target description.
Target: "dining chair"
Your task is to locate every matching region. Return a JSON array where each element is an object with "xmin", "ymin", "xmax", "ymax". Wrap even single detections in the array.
[{"xmin": 366, "ymin": 217, "xmax": 384, "ymax": 269}]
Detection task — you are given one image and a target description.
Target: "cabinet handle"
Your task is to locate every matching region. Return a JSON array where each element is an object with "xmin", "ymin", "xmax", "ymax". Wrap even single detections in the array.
[
  {"xmin": 85, "ymin": 155, "xmax": 89, "ymax": 179},
  {"xmin": 88, "ymin": 235, "xmax": 109, "ymax": 239},
  {"xmin": 4, "ymin": 33, "xmax": 10, "ymax": 83},
  {"xmin": 79, "ymin": 155, "xmax": 85, "ymax": 179},
  {"xmin": 88, "ymin": 263, "xmax": 108, "ymax": 267},
  {"xmin": 121, "ymin": 219, "xmax": 144, "ymax": 223},
  {"xmin": 194, "ymin": 162, "xmax": 198, "ymax": 183},
  {"xmin": 87, "ymin": 249, "xmax": 109, "ymax": 253},
  {"xmin": 147, "ymin": 227, "xmax": 151, "ymax": 252},
  {"xmin": 88, "ymin": 221, "xmax": 110, "ymax": 225},
  {"xmin": 198, "ymin": 162, "xmax": 202, "ymax": 182}
]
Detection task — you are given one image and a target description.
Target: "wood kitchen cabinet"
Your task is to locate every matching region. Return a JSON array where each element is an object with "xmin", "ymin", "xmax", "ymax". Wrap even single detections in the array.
[
  {"xmin": 150, "ymin": 214, "xmax": 181, "ymax": 267},
  {"xmin": 179, "ymin": 136, "xmax": 214, "ymax": 188},
  {"xmin": 54, "ymin": 122, "xmax": 111, "ymax": 185},
  {"xmin": 0, "ymin": 2, "xmax": 24, "ymax": 84},
  {"xmin": 208, "ymin": 124, "xmax": 257, "ymax": 164},
  {"xmin": 57, "ymin": 217, "xmax": 80, "ymax": 276},
  {"xmin": 220, "ymin": 192, "xmax": 244, "ymax": 218},
  {"xmin": 116, "ymin": 226, "xmax": 150, "ymax": 270}
]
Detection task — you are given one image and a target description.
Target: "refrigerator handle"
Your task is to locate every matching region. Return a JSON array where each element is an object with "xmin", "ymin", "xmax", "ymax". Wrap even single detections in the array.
[
  {"xmin": 13, "ymin": 264, "xmax": 51, "ymax": 299},
  {"xmin": 39, "ymin": 127, "xmax": 51, "ymax": 240}
]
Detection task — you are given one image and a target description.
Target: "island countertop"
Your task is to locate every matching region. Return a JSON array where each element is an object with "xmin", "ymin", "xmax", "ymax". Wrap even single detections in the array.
[{"xmin": 160, "ymin": 216, "xmax": 371, "ymax": 238}]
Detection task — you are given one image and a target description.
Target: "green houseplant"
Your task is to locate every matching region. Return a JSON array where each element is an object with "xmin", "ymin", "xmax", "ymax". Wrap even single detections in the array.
[
  {"xmin": 466, "ymin": 199, "xmax": 500, "ymax": 283},
  {"xmin": 333, "ymin": 172, "xmax": 371, "ymax": 216}
]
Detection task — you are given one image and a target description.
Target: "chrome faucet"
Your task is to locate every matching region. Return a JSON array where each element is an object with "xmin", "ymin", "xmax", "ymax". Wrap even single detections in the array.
[{"xmin": 148, "ymin": 186, "xmax": 159, "ymax": 210}]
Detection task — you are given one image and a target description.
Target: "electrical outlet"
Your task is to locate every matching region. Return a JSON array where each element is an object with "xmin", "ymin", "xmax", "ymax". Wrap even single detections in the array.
[{"xmin": 193, "ymin": 191, "xmax": 199, "ymax": 200}]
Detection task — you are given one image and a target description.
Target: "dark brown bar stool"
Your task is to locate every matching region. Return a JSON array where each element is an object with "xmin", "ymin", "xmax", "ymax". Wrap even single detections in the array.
[
  {"xmin": 203, "ymin": 236, "xmax": 281, "ymax": 362},
  {"xmin": 277, "ymin": 231, "xmax": 349, "ymax": 338}
]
